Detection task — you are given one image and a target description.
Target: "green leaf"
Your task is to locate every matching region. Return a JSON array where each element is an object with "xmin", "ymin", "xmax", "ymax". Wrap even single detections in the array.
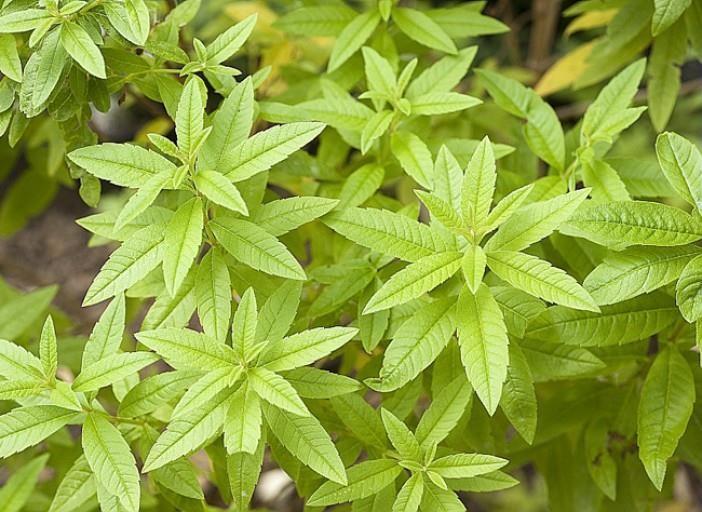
[
  {"xmin": 262, "ymin": 402, "xmax": 347, "ymax": 484},
  {"xmin": 38, "ymin": 315, "xmax": 57, "ymax": 379},
  {"xmin": 461, "ymin": 136, "xmax": 496, "ymax": 230},
  {"xmin": 415, "ymin": 376, "xmax": 472, "ymax": 448},
  {"xmin": 119, "ymin": 370, "xmax": 199, "ymax": 418},
  {"xmin": 325, "ymin": 207, "xmax": 457, "ymax": 262},
  {"xmin": 456, "ymin": 285, "xmax": 509, "ymax": 415},
  {"xmin": 195, "ymin": 248, "xmax": 232, "ymax": 341},
  {"xmin": 49, "ymin": 456, "xmax": 96, "ymax": 512},
  {"xmin": 0, "ymin": 454, "xmax": 48, "ymax": 512},
  {"xmin": 462, "ymin": 244, "xmax": 486, "ymax": 293},
  {"xmin": 331, "ymin": 392, "xmax": 388, "ymax": 450},
  {"xmin": 206, "ymin": 13, "xmax": 256, "ymax": 64},
  {"xmin": 392, "ymin": 472, "xmax": 424, "ymax": 512},
  {"xmin": 492, "ymin": 286, "xmax": 546, "ymax": 338},
  {"xmin": 82, "ymin": 413, "xmax": 140, "ymax": 511},
  {"xmin": 224, "ymin": 382, "xmax": 261, "ymax": 454},
  {"xmin": 73, "ymin": 352, "xmax": 158, "ymax": 392},
  {"xmin": 561, "ymin": 200, "xmax": 702, "ymax": 249},
  {"xmin": 0, "ymin": 9, "xmax": 50, "ymax": 33},
  {"xmin": 420, "ymin": 481, "xmax": 464, "ymax": 512},
  {"xmin": 194, "ymin": 171, "xmax": 248, "ymax": 215},
  {"xmin": 525, "ymin": 294, "xmax": 678, "ymax": 347},
  {"xmin": 652, "ymin": 0, "xmax": 691, "ymax": 35},
  {"xmin": 114, "ymin": 172, "xmax": 171, "ymax": 230},
  {"xmin": 135, "ymin": 327, "xmax": 238, "ymax": 370},
  {"xmin": 370, "ymin": 298, "xmax": 456, "ymax": 392},
  {"xmin": 429, "ymin": 454, "xmax": 507, "ymax": 479},
  {"xmin": 338, "ymin": 163, "xmax": 385, "ymax": 209},
  {"xmin": 487, "ymin": 250, "xmax": 599, "ymax": 312},
  {"xmin": 105, "ymin": 0, "xmax": 150, "ymax": 45},
  {"xmin": 391, "ymin": 8, "xmax": 457, "ymax": 54},
  {"xmin": 0, "ymin": 405, "xmax": 79, "ymax": 458},
  {"xmin": 361, "ymin": 110, "xmax": 394, "ymax": 154},
  {"xmin": 362, "ymin": 46, "xmax": 397, "ymax": 99},
  {"xmin": 84, "ymin": 225, "xmax": 165, "ymax": 306},
  {"xmin": 143, "ymin": 387, "xmax": 233, "ymax": 472},
  {"xmin": 0, "ymin": 339, "xmax": 44, "ymax": 382},
  {"xmin": 163, "ymin": 197, "xmax": 204, "ymax": 296},
  {"xmin": 249, "ymin": 366, "xmax": 309, "ymax": 416},
  {"xmin": 364, "ymin": 252, "xmax": 462, "ymax": 313},
  {"xmin": 409, "ymin": 92, "xmax": 481, "ymax": 116},
  {"xmin": 501, "ymin": 343, "xmax": 537, "ymax": 444},
  {"xmin": 227, "ymin": 432, "xmax": 266, "ymax": 511},
  {"xmin": 275, "ymin": 5, "xmax": 356, "ymax": 36},
  {"xmin": 82, "ymin": 294, "xmax": 125, "ymax": 369},
  {"xmin": 224, "ymin": 122, "xmax": 325, "ymax": 181},
  {"xmin": 60, "ymin": 21, "xmax": 106, "ymax": 78},
  {"xmin": 0, "ymin": 380, "xmax": 42, "ymax": 401},
  {"xmin": 519, "ymin": 339, "xmax": 604, "ymax": 382},
  {"xmin": 391, "ymin": 131, "xmax": 434, "ymax": 189},
  {"xmin": 406, "ymin": 47, "xmax": 476, "ymax": 99},
  {"xmin": 308, "ymin": 459, "xmax": 402, "ymax": 506},
  {"xmin": 328, "ymin": 11, "xmax": 380, "ymax": 71},
  {"xmin": 676, "ymin": 254, "xmax": 702, "ymax": 322},
  {"xmin": 380, "ymin": 408, "xmax": 421, "ymax": 462},
  {"xmin": 170, "ymin": 367, "xmax": 233, "ymax": 420},
  {"xmin": 251, "ymin": 196, "xmax": 338, "ymax": 236},
  {"xmin": 69, "ymin": 143, "xmax": 177, "ymax": 188},
  {"xmin": 656, "ymin": 132, "xmax": 702, "ymax": 212},
  {"xmin": 638, "ymin": 345, "xmax": 695, "ymax": 490},
  {"xmin": 19, "ymin": 30, "xmax": 66, "ymax": 115},
  {"xmin": 232, "ymin": 287, "xmax": 258, "ymax": 362},
  {"xmin": 0, "ymin": 34, "xmax": 22, "ymax": 82},
  {"xmin": 175, "ymin": 77, "xmax": 205, "ymax": 156},
  {"xmin": 283, "ymin": 367, "xmax": 361, "ymax": 398},
  {"xmin": 211, "ymin": 216, "xmax": 306, "ymax": 280},
  {"xmin": 256, "ymin": 280, "xmax": 301, "ymax": 343},
  {"xmin": 259, "ymin": 326, "xmax": 357, "ymax": 372},
  {"xmin": 584, "ymin": 246, "xmax": 701, "ymax": 305}
]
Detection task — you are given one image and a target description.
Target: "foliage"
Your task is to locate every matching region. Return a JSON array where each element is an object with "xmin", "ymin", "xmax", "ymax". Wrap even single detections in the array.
[{"xmin": 0, "ymin": 0, "xmax": 701, "ymax": 510}]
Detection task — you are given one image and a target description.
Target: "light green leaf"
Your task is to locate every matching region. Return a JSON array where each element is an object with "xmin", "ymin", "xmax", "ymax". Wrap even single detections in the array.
[
  {"xmin": 461, "ymin": 136, "xmax": 495, "ymax": 230},
  {"xmin": 361, "ymin": 110, "xmax": 394, "ymax": 154},
  {"xmin": 677, "ymin": 254, "xmax": 702, "ymax": 322},
  {"xmin": 83, "ymin": 225, "xmax": 165, "ymax": 306},
  {"xmin": 525, "ymin": 294, "xmax": 678, "ymax": 346},
  {"xmin": 561, "ymin": 200, "xmax": 702, "ymax": 249},
  {"xmin": 456, "ymin": 284, "xmax": 509, "ymax": 415},
  {"xmin": 406, "ymin": 47, "xmax": 477, "ymax": 98},
  {"xmin": 163, "ymin": 197, "xmax": 204, "ymax": 295},
  {"xmin": 176, "ymin": 77, "xmax": 205, "ymax": 156},
  {"xmin": 519, "ymin": 339, "xmax": 604, "ymax": 382},
  {"xmin": 656, "ymin": 132, "xmax": 702, "ymax": 212},
  {"xmin": 170, "ymin": 367, "xmax": 232, "ymax": 420},
  {"xmin": 118, "ymin": 370, "xmax": 199, "ymax": 418},
  {"xmin": 0, "ymin": 405, "xmax": 79, "ymax": 458},
  {"xmin": 275, "ymin": 5, "xmax": 356, "ymax": 36},
  {"xmin": 224, "ymin": 122, "xmax": 325, "ymax": 181},
  {"xmin": 492, "ymin": 286, "xmax": 546, "ymax": 338},
  {"xmin": 249, "ymin": 366, "xmax": 309, "ymax": 416},
  {"xmin": 308, "ymin": 459, "xmax": 402, "ymax": 506},
  {"xmin": 262, "ymin": 402, "xmax": 347, "ymax": 484},
  {"xmin": 82, "ymin": 413, "xmax": 140, "ymax": 512},
  {"xmin": 194, "ymin": 170, "xmax": 248, "ymax": 215},
  {"xmin": 224, "ymin": 382, "xmax": 261, "ymax": 454},
  {"xmin": 60, "ymin": 21, "xmax": 106, "ymax": 78},
  {"xmin": 195, "ymin": 248, "xmax": 232, "ymax": 341},
  {"xmin": 260, "ymin": 326, "xmax": 357, "ymax": 372},
  {"xmin": 501, "ymin": 343, "xmax": 537, "ymax": 444},
  {"xmin": 19, "ymin": 30, "xmax": 66, "ymax": 114},
  {"xmin": 38, "ymin": 315, "xmax": 57, "ymax": 379},
  {"xmin": 338, "ymin": 163, "xmax": 385, "ymax": 209},
  {"xmin": 0, "ymin": 34, "xmax": 22, "ymax": 81},
  {"xmin": 0, "ymin": 454, "xmax": 48, "ymax": 512},
  {"xmin": 362, "ymin": 46, "xmax": 397, "ymax": 99},
  {"xmin": 585, "ymin": 246, "xmax": 700, "ymax": 305},
  {"xmin": 0, "ymin": 9, "xmax": 50, "ymax": 33},
  {"xmin": 381, "ymin": 408, "xmax": 421, "ymax": 462},
  {"xmin": 49, "ymin": 456, "xmax": 96, "ymax": 512},
  {"xmin": 486, "ymin": 189, "xmax": 589, "ymax": 252},
  {"xmin": 135, "ymin": 327, "xmax": 238, "ymax": 370},
  {"xmin": 652, "ymin": 0, "xmax": 691, "ymax": 35},
  {"xmin": 0, "ymin": 380, "xmax": 42, "ymax": 401},
  {"xmin": 462, "ymin": 244, "xmax": 486, "ymax": 293},
  {"xmin": 231, "ymin": 287, "xmax": 258, "ymax": 362},
  {"xmin": 391, "ymin": 7, "xmax": 457, "ymax": 54},
  {"xmin": 391, "ymin": 132, "xmax": 434, "ymax": 189},
  {"xmin": 251, "ymin": 196, "xmax": 338, "ymax": 236},
  {"xmin": 487, "ymin": 250, "xmax": 599, "ymax": 312},
  {"xmin": 325, "ymin": 207, "xmax": 457, "ymax": 262},
  {"xmin": 328, "ymin": 11, "xmax": 380, "ymax": 71},
  {"xmin": 420, "ymin": 481, "xmax": 464, "ymax": 512},
  {"xmin": 0, "ymin": 339, "xmax": 44, "ymax": 382},
  {"xmin": 82, "ymin": 294, "xmax": 125, "ymax": 369},
  {"xmin": 331, "ymin": 393, "xmax": 388, "ymax": 451},
  {"xmin": 256, "ymin": 280, "xmax": 301, "ymax": 343},
  {"xmin": 638, "ymin": 345, "xmax": 694, "ymax": 490},
  {"xmin": 114, "ymin": 172, "xmax": 171, "ymax": 230},
  {"xmin": 365, "ymin": 252, "xmax": 462, "ymax": 314},
  {"xmin": 206, "ymin": 13, "xmax": 256, "ymax": 64},
  {"xmin": 227, "ymin": 432, "xmax": 266, "ymax": 512},
  {"xmin": 105, "ymin": 0, "xmax": 150, "ymax": 45},
  {"xmin": 282, "ymin": 367, "xmax": 361, "ymax": 398},
  {"xmin": 73, "ymin": 352, "xmax": 158, "ymax": 392},
  {"xmin": 415, "ymin": 376, "xmax": 472, "ymax": 448},
  {"xmin": 409, "ymin": 92, "xmax": 481, "ymax": 116},
  {"xmin": 392, "ymin": 472, "xmax": 424, "ymax": 512},
  {"xmin": 211, "ymin": 216, "xmax": 306, "ymax": 280},
  {"xmin": 429, "ymin": 454, "xmax": 507, "ymax": 479}
]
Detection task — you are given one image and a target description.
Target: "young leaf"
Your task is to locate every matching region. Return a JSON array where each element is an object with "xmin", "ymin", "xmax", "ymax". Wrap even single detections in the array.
[
  {"xmin": 308, "ymin": 459, "xmax": 402, "ymax": 506},
  {"xmin": 380, "ymin": 408, "xmax": 422, "ymax": 462},
  {"xmin": 195, "ymin": 248, "xmax": 232, "ymax": 341},
  {"xmin": 391, "ymin": 8, "xmax": 457, "ymax": 54},
  {"xmin": 72, "ymin": 352, "xmax": 158, "ymax": 392},
  {"xmin": 248, "ymin": 366, "xmax": 309, "ymax": 417},
  {"xmin": 59, "ymin": 21, "xmax": 106, "ymax": 78},
  {"xmin": 176, "ymin": 77, "xmax": 205, "ymax": 157},
  {"xmin": 328, "ymin": 11, "xmax": 380, "ymax": 71},
  {"xmin": 392, "ymin": 472, "xmax": 424, "ymax": 512},
  {"xmin": 135, "ymin": 327, "xmax": 238, "ymax": 370},
  {"xmin": 461, "ymin": 136, "xmax": 496, "ymax": 231},
  {"xmin": 429, "ymin": 454, "xmax": 507, "ymax": 478},
  {"xmin": 224, "ymin": 382, "xmax": 261, "ymax": 454},
  {"xmin": 39, "ymin": 315, "xmax": 57, "ymax": 379},
  {"xmin": 162, "ymin": 197, "xmax": 204, "ymax": 296},
  {"xmin": 415, "ymin": 376, "xmax": 472, "ymax": 448},
  {"xmin": 259, "ymin": 326, "xmax": 357, "ymax": 372},
  {"xmin": 206, "ymin": 13, "xmax": 257, "ymax": 64},
  {"xmin": 194, "ymin": 171, "xmax": 248, "ymax": 215},
  {"xmin": 655, "ymin": 132, "xmax": 702, "ymax": 213}
]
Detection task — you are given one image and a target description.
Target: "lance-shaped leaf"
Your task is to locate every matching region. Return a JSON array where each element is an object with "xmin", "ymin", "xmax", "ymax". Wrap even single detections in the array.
[
  {"xmin": 519, "ymin": 339, "xmax": 604, "ymax": 382},
  {"xmin": 364, "ymin": 252, "xmax": 462, "ymax": 314},
  {"xmin": 227, "ymin": 432, "xmax": 266, "ymax": 511},
  {"xmin": 409, "ymin": 92, "xmax": 481, "ymax": 116},
  {"xmin": 656, "ymin": 132, "xmax": 702, "ymax": 212},
  {"xmin": 331, "ymin": 393, "xmax": 388, "ymax": 450},
  {"xmin": 73, "ymin": 352, "xmax": 158, "ymax": 392},
  {"xmin": 526, "ymin": 294, "xmax": 678, "ymax": 347},
  {"xmin": 493, "ymin": 286, "xmax": 546, "ymax": 338},
  {"xmin": 162, "ymin": 197, "xmax": 204, "ymax": 296},
  {"xmin": 0, "ymin": 339, "xmax": 44, "ymax": 381},
  {"xmin": 561, "ymin": 200, "xmax": 702, "ymax": 249},
  {"xmin": 308, "ymin": 459, "xmax": 402, "ymax": 506},
  {"xmin": 391, "ymin": 7, "xmax": 456, "ymax": 54},
  {"xmin": 136, "ymin": 328, "xmax": 238, "ymax": 370},
  {"xmin": 0, "ymin": 380, "xmax": 42, "ymax": 401},
  {"xmin": 252, "ymin": 197, "xmax": 338, "ymax": 236},
  {"xmin": 283, "ymin": 367, "xmax": 361, "ymax": 398},
  {"xmin": 391, "ymin": 131, "xmax": 434, "ymax": 189},
  {"xmin": 420, "ymin": 482, "xmax": 464, "ymax": 512},
  {"xmin": 49, "ymin": 455, "xmax": 96, "ymax": 512},
  {"xmin": 19, "ymin": 30, "xmax": 66, "ymax": 115},
  {"xmin": 652, "ymin": 0, "xmax": 691, "ymax": 35},
  {"xmin": 119, "ymin": 370, "xmax": 199, "ymax": 418},
  {"xmin": 361, "ymin": 110, "xmax": 393, "ymax": 154},
  {"xmin": 487, "ymin": 250, "xmax": 599, "ymax": 312},
  {"xmin": 170, "ymin": 367, "xmax": 233, "ymax": 420},
  {"xmin": 69, "ymin": 143, "xmax": 177, "ymax": 189},
  {"xmin": 462, "ymin": 243, "xmax": 486, "ymax": 293},
  {"xmin": 457, "ymin": 285, "xmax": 509, "ymax": 415},
  {"xmin": 325, "ymin": 207, "xmax": 457, "ymax": 262},
  {"xmin": 0, "ymin": 9, "xmax": 50, "ymax": 33},
  {"xmin": 0, "ymin": 405, "xmax": 80, "ymax": 458},
  {"xmin": 0, "ymin": 454, "xmax": 48, "ymax": 512},
  {"xmin": 256, "ymin": 280, "xmax": 301, "ymax": 343},
  {"xmin": 224, "ymin": 122, "xmax": 325, "ymax": 181},
  {"xmin": 362, "ymin": 46, "xmax": 397, "ymax": 99},
  {"xmin": 195, "ymin": 248, "xmax": 232, "ymax": 341},
  {"xmin": 105, "ymin": 0, "xmax": 150, "ymax": 45},
  {"xmin": 143, "ymin": 387, "xmax": 233, "ymax": 472},
  {"xmin": 39, "ymin": 315, "xmax": 56, "ymax": 379},
  {"xmin": 224, "ymin": 382, "xmax": 261, "ymax": 454},
  {"xmin": 259, "ymin": 326, "xmax": 357, "ymax": 372},
  {"xmin": 370, "ymin": 298, "xmax": 456, "ymax": 392},
  {"xmin": 60, "ymin": 21, "xmax": 106, "ymax": 78},
  {"xmin": 393, "ymin": 472, "xmax": 424, "ymax": 512},
  {"xmin": 429, "ymin": 454, "xmax": 507, "ymax": 479},
  {"xmin": 500, "ymin": 343, "xmax": 537, "ymax": 444},
  {"xmin": 381, "ymin": 408, "xmax": 421, "ymax": 461},
  {"xmin": 232, "ymin": 287, "xmax": 258, "ymax": 361},
  {"xmin": 486, "ymin": 189, "xmax": 589, "ymax": 252},
  {"xmin": 83, "ymin": 225, "xmax": 165, "ymax": 306},
  {"xmin": 676, "ymin": 254, "xmax": 702, "ymax": 322},
  {"xmin": 176, "ymin": 77, "xmax": 205, "ymax": 156},
  {"xmin": 638, "ymin": 345, "xmax": 695, "ymax": 490},
  {"xmin": 584, "ymin": 246, "xmax": 701, "ymax": 305},
  {"xmin": 461, "ymin": 137, "xmax": 496, "ymax": 230},
  {"xmin": 194, "ymin": 171, "xmax": 248, "ymax": 215},
  {"xmin": 211, "ymin": 216, "xmax": 306, "ymax": 280},
  {"xmin": 262, "ymin": 402, "xmax": 347, "ymax": 484},
  {"xmin": 328, "ymin": 11, "xmax": 380, "ymax": 71},
  {"xmin": 206, "ymin": 13, "xmax": 257, "ymax": 64},
  {"xmin": 415, "ymin": 376, "xmax": 472, "ymax": 448},
  {"xmin": 275, "ymin": 5, "xmax": 356, "ymax": 36},
  {"xmin": 82, "ymin": 413, "xmax": 140, "ymax": 511},
  {"xmin": 248, "ymin": 366, "xmax": 309, "ymax": 416}
]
